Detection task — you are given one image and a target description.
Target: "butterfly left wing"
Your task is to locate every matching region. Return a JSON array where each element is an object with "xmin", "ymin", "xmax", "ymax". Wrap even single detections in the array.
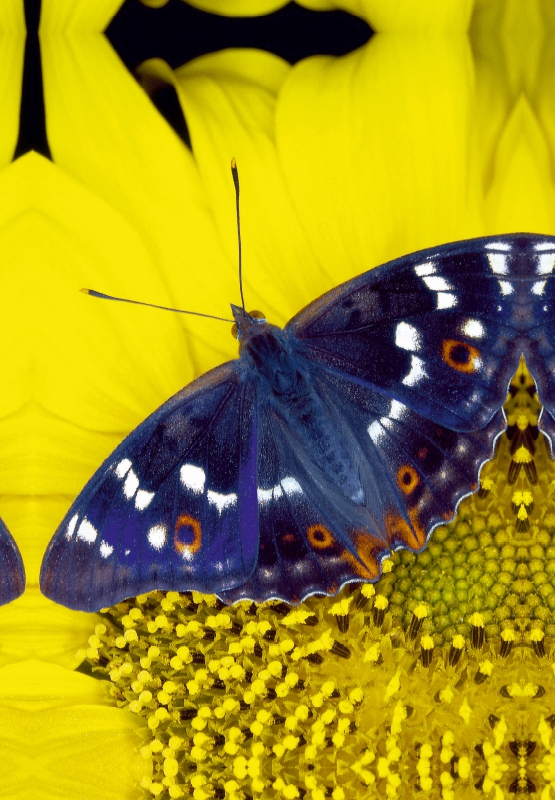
[
  {"xmin": 40, "ymin": 362, "xmax": 261, "ymax": 611},
  {"xmin": 287, "ymin": 235, "xmax": 530, "ymax": 433},
  {"xmin": 0, "ymin": 517, "xmax": 25, "ymax": 604}
]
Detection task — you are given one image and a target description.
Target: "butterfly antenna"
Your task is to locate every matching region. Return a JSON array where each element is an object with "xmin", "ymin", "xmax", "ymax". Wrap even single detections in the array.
[
  {"xmin": 81, "ymin": 289, "xmax": 234, "ymax": 323},
  {"xmin": 231, "ymin": 158, "xmax": 246, "ymax": 313}
]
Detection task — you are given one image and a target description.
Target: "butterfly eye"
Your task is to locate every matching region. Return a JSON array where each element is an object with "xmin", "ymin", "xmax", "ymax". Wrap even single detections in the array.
[{"xmin": 232, "ymin": 310, "xmax": 266, "ymax": 339}]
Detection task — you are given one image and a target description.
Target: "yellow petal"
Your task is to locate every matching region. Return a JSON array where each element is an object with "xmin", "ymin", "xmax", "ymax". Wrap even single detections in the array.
[
  {"xmin": 42, "ymin": 34, "xmax": 238, "ymax": 373},
  {"xmin": 277, "ymin": 35, "xmax": 482, "ymax": 288},
  {"xmin": 0, "ymin": 704, "xmax": 146, "ymax": 800},
  {"xmin": 140, "ymin": 51, "xmax": 332, "ymax": 325},
  {"xmin": 177, "ymin": 0, "xmax": 288, "ymax": 13},
  {"xmin": 0, "ymin": 659, "xmax": 107, "ymax": 709},
  {"xmin": 40, "ymin": 0, "xmax": 124, "ymax": 33},
  {"xmin": 0, "ymin": 581, "xmax": 96, "ymax": 668},
  {"xmin": 486, "ymin": 95, "xmax": 555, "ymax": 234},
  {"xmin": 298, "ymin": 0, "xmax": 474, "ymax": 32},
  {"xmin": 0, "ymin": 1, "xmax": 24, "ymax": 166}
]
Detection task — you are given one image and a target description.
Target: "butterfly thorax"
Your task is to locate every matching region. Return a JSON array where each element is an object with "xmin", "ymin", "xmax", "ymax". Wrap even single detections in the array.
[{"xmin": 232, "ymin": 305, "xmax": 365, "ymax": 503}]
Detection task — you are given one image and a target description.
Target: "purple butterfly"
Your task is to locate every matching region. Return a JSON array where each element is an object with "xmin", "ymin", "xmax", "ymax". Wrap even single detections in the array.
[{"xmin": 40, "ymin": 228, "xmax": 555, "ymax": 611}]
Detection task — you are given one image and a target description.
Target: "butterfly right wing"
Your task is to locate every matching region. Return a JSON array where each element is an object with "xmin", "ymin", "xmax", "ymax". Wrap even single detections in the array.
[
  {"xmin": 0, "ymin": 517, "xmax": 25, "ymax": 604},
  {"xmin": 40, "ymin": 362, "xmax": 260, "ymax": 611},
  {"xmin": 514, "ymin": 239, "xmax": 555, "ymax": 447}
]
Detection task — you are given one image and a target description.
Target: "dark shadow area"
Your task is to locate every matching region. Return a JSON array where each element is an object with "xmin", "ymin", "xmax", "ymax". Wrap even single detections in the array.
[
  {"xmin": 14, "ymin": 0, "xmax": 51, "ymax": 159},
  {"xmin": 107, "ymin": 0, "xmax": 372, "ymax": 70}
]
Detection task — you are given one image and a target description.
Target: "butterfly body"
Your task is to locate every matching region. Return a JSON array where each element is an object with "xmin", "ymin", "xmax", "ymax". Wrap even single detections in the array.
[{"xmin": 41, "ymin": 233, "xmax": 555, "ymax": 611}]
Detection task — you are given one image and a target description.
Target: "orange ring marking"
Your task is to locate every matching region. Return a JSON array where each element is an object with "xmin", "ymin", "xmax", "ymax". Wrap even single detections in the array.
[
  {"xmin": 397, "ymin": 464, "xmax": 419, "ymax": 494},
  {"xmin": 174, "ymin": 514, "xmax": 202, "ymax": 555},
  {"xmin": 442, "ymin": 339, "xmax": 481, "ymax": 374},
  {"xmin": 307, "ymin": 524, "xmax": 335, "ymax": 549}
]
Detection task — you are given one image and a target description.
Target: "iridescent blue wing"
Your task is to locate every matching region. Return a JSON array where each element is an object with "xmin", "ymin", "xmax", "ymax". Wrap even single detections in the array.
[
  {"xmin": 40, "ymin": 363, "xmax": 260, "ymax": 611},
  {"xmin": 220, "ymin": 362, "xmax": 503, "ymax": 605},
  {"xmin": 287, "ymin": 235, "xmax": 529, "ymax": 432},
  {"xmin": 0, "ymin": 517, "xmax": 25, "ymax": 604}
]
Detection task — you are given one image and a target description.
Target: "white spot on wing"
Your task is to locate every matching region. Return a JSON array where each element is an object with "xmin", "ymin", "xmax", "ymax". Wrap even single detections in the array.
[
  {"xmin": 258, "ymin": 477, "xmax": 303, "ymax": 505},
  {"xmin": 281, "ymin": 476, "xmax": 303, "ymax": 496},
  {"xmin": 123, "ymin": 469, "xmax": 139, "ymax": 499},
  {"xmin": 135, "ymin": 489, "xmax": 155, "ymax": 510},
  {"xmin": 402, "ymin": 355, "xmax": 427, "ymax": 387},
  {"xmin": 498, "ymin": 280, "xmax": 514, "ymax": 295},
  {"xmin": 147, "ymin": 524, "xmax": 167, "ymax": 550},
  {"xmin": 436, "ymin": 292, "xmax": 457, "ymax": 309},
  {"xmin": 535, "ymin": 241, "xmax": 555, "ymax": 251},
  {"xmin": 394, "ymin": 321, "xmax": 421, "ymax": 352},
  {"xmin": 257, "ymin": 487, "xmax": 273, "ymax": 505},
  {"xmin": 487, "ymin": 253, "xmax": 508, "ymax": 274},
  {"xmin": 76, "ymin": 517, "xmax": 98, "ymax": 544},
  {"xmin": 207, "ymin": 491, "xmax": 237, "ymax": 514},
  {"xmin": 389, "ymin": 400, "xmax": 407, "ymax": 420},
  {"xmin": 461, "ymin": 319, "xmax": 485, "ymax": 338},
  {"xmin": 99, "ymin": 541, "xmax": 114, "ymax": 558},
  {"xmin": 180, "ymin": 464, "xmax": 206, "ymax": 494},
  {"xmin": 414, "ymin": 261, "xmax": 436, "ymax": 276},
  {"xmin": 538, "ymin": 254, "xmax": 555, "ymax": 275},
  {"xmin": 532, "ymin": 280, "xmax": 547, "ymax": 296},
  {"xmin": 115, "ymin": 458, "xmax": 132, "ymax": 479},
  {"xmin": 485, "ymin": 241, "xmax": 511, "ymax": 251},
  {"xmin": 423, "ymin": 276, "xmax": 452, "ymax": 291},
  {"xmin": 65, "ymin": 513, "xmax": 79, "ymax": 541},
  {"xmin": 367, "ymin": 420, "xmax": 384, "ymax": 444}
]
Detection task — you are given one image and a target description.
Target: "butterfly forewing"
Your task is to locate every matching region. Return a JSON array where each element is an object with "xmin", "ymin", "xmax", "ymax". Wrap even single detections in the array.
[
  {"xmin": 287, "ymin": 237, "xmax": 529, "ymax": 432},
  {"xmin": 0, "ymin": 518, "xmax": 25, "ymax": 605},
  {"xmin": 40, "ymin": 363, "xmax": 260, "ymax": 611}
]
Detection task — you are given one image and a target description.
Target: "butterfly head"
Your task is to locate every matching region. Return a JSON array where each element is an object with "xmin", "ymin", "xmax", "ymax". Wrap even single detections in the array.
[{"xmin": 230, "ymin": 304, "xmax": 267, "ymax": 342}]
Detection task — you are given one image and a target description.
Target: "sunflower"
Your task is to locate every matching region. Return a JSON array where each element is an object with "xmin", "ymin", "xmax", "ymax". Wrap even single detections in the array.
[{"xmin": 3, "ymin": 1, "xmax": 555, "ymax": 797}]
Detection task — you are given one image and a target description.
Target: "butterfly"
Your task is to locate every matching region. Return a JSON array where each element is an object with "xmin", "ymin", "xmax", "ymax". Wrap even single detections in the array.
[
  {"xmin": 0, "ymin": 516, "xmax": 25, "ymax": 605},
  {"xmin": 39, "ymin": 233, "xmax": 555, "ymax": 611}
]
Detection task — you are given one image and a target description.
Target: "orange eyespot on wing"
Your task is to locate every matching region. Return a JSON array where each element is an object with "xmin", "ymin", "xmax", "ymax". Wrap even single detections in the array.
[
  {"xmin": 442, "ymin": 339, "xmax": 481, "ymax": 374},
  {"xmin": 307, "ymin": 524, "xmax": 335, "ymax": 550},
  {"xmin": 384, "ymin": 508, "xmax": 427, "ymax": 550},
  {"xmin": 174, "ymin": 514, "xmax": 202, "ymax": 556},
  {"xmin": 397, "ymin": 464, "xmax": 419, "ymax": 494}
]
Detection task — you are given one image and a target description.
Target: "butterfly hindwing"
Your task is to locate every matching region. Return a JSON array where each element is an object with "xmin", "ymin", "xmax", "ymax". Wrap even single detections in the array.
[
  {"xmin": 514, "ymin": 238, "xmax": 555, "ymax": 443},
  {"xmin": 40, "ymin": 363, "xmax": 260, "ymax": 611},
  {"xmin": 220, "ymin": 399, "xmax": 389, "ymax": 604},
  {"xmin": 309, "ymin": 364, "xmax": 505, "ymax": 549}
]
